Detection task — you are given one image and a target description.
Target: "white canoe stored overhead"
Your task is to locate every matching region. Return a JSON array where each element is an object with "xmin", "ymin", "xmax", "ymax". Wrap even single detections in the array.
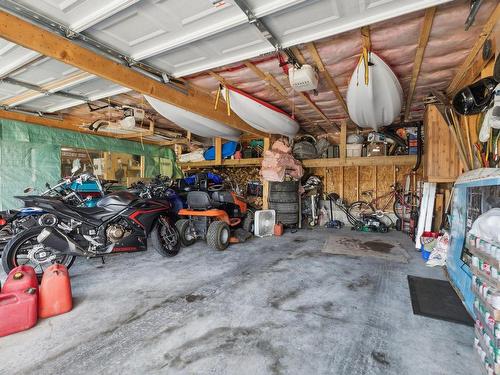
[
  {"xmin": 223, "ymin": 86, "xmax": 299, "ymax": 137},
  {"xmin": 347, "ymin": 53, "xmax": 403, "ymax": 130},
  {"xmin": 144, "ymin": 96, "xmax": 241, "ymax": 141}
]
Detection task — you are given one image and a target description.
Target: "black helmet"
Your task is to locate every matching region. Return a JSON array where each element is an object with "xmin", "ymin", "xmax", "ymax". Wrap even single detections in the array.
[{"xmin": 452, "ymin": 77, "xmax": 497, "ymax": 115}]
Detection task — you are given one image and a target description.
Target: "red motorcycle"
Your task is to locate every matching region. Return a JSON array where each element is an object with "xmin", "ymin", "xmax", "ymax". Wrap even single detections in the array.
[{"xmin": 2, "ymin": 191, "xmax": 180, "ymax": 277}]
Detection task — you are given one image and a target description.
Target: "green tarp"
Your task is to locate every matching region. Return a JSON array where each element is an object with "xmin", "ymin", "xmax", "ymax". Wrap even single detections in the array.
[{"xmin": 0, "ymin": 119, "xmax": 182, "ymax": 210}]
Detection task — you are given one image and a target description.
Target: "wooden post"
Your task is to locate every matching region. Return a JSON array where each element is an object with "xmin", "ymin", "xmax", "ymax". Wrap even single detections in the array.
[
  {"xmin": 340, "ymin": 167, "xmax": 344, "ymax": 199},
  {"xmin": 140, "ymin": 156, "xmax": 145, "ymax": 178},
  {"xmin": 340, "ymin": 121, "xmax": 347, "ymax": 161},
  {"xmin": 214, "ymin": 137, "xmax": 222, "ymax": 165},
  {"xmin": 262, "ymin": 137, "xmax": 271, "ymax": 209},
  {"xmin": 356, "ymin": 166, "xmax": 360, "ymax": 201},
  {"xmin": 174, "ymin": 144, "xmax": 182, "ymax": 158}
]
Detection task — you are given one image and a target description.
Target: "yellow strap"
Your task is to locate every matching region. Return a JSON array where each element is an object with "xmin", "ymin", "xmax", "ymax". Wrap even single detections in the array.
[
  {"xmin": 225, "ymin": 86, "xmax": 231, "ymax": 116},
  {"xmin": 363, "ymin": 47, "xmax": 369, "ymax": 85},
  {"xmin": 214, "ymin": 86, "xmax": 221, "ymax": 110}
]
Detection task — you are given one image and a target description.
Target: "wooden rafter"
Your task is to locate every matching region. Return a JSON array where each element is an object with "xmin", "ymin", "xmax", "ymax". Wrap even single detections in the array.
[
  {"xmin": 208, "ymin": 71, "xmax": 227, "ymax": 85},
  {"xmin": 1, "ymin": 71, "xmax": 93, "ymax": 106},
  {"xmin": 404, "ymin": 7, "xmax": 436, "ymax": 121},
  {"xmin": 0, "ymin": 10, "xmax": 266, "ymax": 137},
  {"xmin": 243, "ymin": 61, "xmax": 315, "ymax": 124},
  {"xmin": 295, "ymin": 91, "xmax": 333, "ymax": 130},
  {"xmin": 447, "ymin": 3, "xmax": 500, "ymax": 95},
  {"xmin": 288, "ymin": 46, "xmax": 334, "ymax": 130},
  {"xmin": 360, "ymin": 26, "xmax": 371, "ymax": 51},
  {"xmin": 306, "ymin": 42, "xmax": 348, "ymax": 115},
  {"xmin": 290, "ymin": 47, "xmax": 307, "ymax": 65}
]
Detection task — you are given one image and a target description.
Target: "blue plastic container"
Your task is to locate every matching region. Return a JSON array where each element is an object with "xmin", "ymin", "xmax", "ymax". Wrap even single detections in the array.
[
  {"xmin": 203, "ymin": 141, "xmax": 238, "ymax": 160},
  {"xmin": 421, "ymin": 244, "xmax": 431, "ymax": 261}
]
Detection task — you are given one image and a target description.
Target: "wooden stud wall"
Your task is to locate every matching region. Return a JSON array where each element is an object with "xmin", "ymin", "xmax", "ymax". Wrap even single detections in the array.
[{"xmin": 309, "ymin": 163, "xmax": 417, "ymax": 207}]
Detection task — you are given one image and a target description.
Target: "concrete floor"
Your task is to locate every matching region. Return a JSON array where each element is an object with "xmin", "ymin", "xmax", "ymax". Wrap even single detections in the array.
[{"xmin": 0, "ymin": 228, "xmax": 479, "ymax": 375}]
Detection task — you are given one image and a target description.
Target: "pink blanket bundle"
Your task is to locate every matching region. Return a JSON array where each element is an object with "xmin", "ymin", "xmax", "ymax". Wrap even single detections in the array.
[{"xmin": 260, "ymin": 140, "xmax": 303, "ymax": 182}]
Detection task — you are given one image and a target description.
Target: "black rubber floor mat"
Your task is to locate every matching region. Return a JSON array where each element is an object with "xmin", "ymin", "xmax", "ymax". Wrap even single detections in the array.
[{"xmin": 407, "ymin": 275, "xmax": 473, "ymax": 326}]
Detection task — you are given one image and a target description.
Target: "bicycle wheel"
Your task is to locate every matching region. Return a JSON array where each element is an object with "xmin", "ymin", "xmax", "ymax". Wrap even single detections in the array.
[
  {"xmin": 394, "ymin": 193, "xmax": 419, "ymax": 223},
  {"xmin": 348, "ymin": 201, "xmax": 375, "ymax": 224}
]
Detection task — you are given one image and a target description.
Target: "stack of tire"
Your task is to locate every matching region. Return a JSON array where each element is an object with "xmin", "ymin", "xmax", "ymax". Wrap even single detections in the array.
[{"xmin": 268, "ymin": 181, "xmax": 299, "ymax": 226}]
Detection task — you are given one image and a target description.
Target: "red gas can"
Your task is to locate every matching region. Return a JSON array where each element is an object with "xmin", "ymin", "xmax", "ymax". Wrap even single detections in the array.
[
  {"xmin": 39, "ymin": 264, "xmax": 73, "ymax": 318},
  {"xmin": 0, "ymin": 288, "xmax": 38, "ymax": 337},
  {"xmin": 2, "ymin": 265, "xmax": 38, "ymax": 294}
]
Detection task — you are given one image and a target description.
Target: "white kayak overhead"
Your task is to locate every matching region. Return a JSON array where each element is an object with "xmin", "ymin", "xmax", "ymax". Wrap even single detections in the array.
[
  {"xmin": 144, "ymin": 96, "xmax": 241, "ymax": 140},
  {"xmin": 346, "ymin": 52, "xmax": 403, "ymax": 130},
  {"xmin": 222, "ymin": 86, "xmax": 299, "ymax": 137}
]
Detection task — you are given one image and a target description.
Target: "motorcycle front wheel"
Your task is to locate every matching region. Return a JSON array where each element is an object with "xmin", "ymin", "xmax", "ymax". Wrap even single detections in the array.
[
  {"xmin": 2, "ymin": 226, "xmax": 76, "ymax": 277},
  {"xmin": 151, "ymin": 216, "xmax": 181, "ymax": 257}
]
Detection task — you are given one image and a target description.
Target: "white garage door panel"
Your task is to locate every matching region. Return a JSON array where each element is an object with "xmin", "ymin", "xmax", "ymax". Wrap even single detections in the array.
[
  {"xmin": 0, "ymin": 39, "xmax": 40, "ymax": 77},
  {"xmin": 244, "ymin": 0, "xmax": 308, "ymax": 17},
  {"xmin": 12, "ymin": 0, "xmax": 140, "ymax": 31},
  {"xmin": 263, "ymin": 0, "xmax": 454, "ymax": 47},
  {"xmin": 146, "ymin": 23, "xmax": 272, "ymax": 77},
  {"xmin": 86, "ymin": 0, "xmax": 245, "ymax": 60},
  {"xmin": 0, "ymin": 82, "xmax": 28, "ymax": 101},
  {"xmin": 65, "ymin": 77, "xmax": 129, "ymax": 100},
  {"xmin": 22, "ymin": 95, "xmax": 83, "ymax": 113},
  {"xmin": 10, "ymin": 58, "xmax": 80, "ymax": 86}
]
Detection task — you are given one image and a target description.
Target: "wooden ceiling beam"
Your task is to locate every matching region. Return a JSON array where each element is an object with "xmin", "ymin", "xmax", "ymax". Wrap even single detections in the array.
[
  {"xmin": 360, "ymin": 26, "xmax": 371, "ymax": 51},
  {"xmin": 243, "ymin": 61, "xmax": 316, "ymax": 124},
  {"xmin": 0, "ymin": 10, "xmax": 266, "ymax": 137},
  {"xmin": 306, "ymin": 42, "xmax": 349, "ymax": 115},
  {"xmin": 447, "ymin": 4, "xmax": 500, "ymax": 95},
  {"xmin": 288, "ymin": 47, "xmax": 335, "ymax": 131},
  {"xmin": 208, "ymin": 71, "xmax": 227, "ymax": 86},
  {"xmin": 290, "ymin": 47, "xmax": 307, "ymax": 65},
  {"xmin": 404, "ymin": 7, "xmax": 436, "ymax": 121}
]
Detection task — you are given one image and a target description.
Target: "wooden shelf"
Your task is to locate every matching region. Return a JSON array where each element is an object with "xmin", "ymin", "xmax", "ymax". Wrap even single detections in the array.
[
  {"xmin": 179, "ymin": 157, "xmax": 262, "ymax": 169},
  {"xmin": 179, "ymin": 155, "xmax": 417, "ymax": 169},
  {"xmin": 301, "ymin": 155, "xmax": 417, "ymax": 168}
]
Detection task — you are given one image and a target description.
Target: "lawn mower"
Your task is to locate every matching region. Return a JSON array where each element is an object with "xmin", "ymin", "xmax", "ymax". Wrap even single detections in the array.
[
  {"xmin": 175, "ymin": 190, "xmax": 253, "ymax": 251},
  {"xmin": 327, "ymin": 193, "xmax": 388, "ymax": 233}
]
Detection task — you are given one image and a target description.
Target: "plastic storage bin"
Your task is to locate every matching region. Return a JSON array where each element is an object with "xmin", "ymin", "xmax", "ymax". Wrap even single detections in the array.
[{"xmin": 346, "ymin": 144, "xmax": 363, "ymax": 157}]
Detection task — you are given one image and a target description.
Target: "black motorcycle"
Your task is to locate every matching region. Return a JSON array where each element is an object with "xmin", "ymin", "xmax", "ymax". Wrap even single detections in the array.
[{"xmin": 2, "ymin": 191, "xmax": 180, "ymax": 276}]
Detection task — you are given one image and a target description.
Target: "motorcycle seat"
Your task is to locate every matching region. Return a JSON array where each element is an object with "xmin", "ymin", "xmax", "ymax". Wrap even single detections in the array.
[{"xmin": 97, "ymin": 191, "xmax": 138, "ymax": 208}]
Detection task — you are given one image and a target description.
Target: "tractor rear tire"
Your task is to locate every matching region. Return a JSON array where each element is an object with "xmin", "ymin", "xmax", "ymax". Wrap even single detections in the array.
[
  {"xmin": 242, "ymin": 211, "xmax": 255, "ymax": 234},
  {"xmin": 206, "ymin": 221, "xmax": 230, "ymax": 251}
]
